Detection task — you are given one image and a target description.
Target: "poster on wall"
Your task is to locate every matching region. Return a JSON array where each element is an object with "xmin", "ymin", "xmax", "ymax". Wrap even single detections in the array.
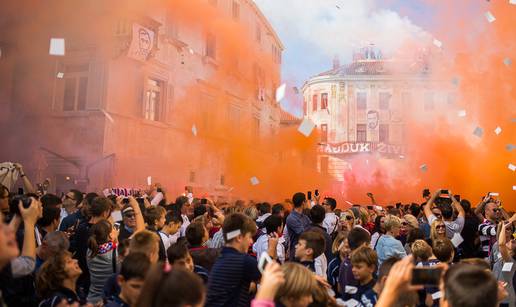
[{"xmin": 127, "ymin": 23, "xmax": 155, "ymax": 61}]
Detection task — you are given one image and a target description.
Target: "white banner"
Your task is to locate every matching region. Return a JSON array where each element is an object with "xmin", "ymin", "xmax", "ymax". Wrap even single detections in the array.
[{"xmin": 127, "ymin": 23, "xmax": 155, "ymax": 61}]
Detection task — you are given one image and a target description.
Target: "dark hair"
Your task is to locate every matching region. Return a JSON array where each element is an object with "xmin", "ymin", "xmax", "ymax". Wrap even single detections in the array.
[
  {"xmin": 373, "ymin": 215, "xmax": 385, "ymax": 234},
  {"xmin": 37, "ymin": 205, "xmax": 61, "ymax": 228},
  {"xmin": 165, "ymin": 211, "xmax": 183, "ymax": 225},
  {"xmin": 378, "ymin": 257, "xmax": 399, "ymax": 280},
  {"xmin": 40, "ymin": 194, "xmax": 62, "ymax": 208},
  {"xmin": 324, "ymin": 197, "xmax": 337, "ymax": 210},
  {"xmin": 272, "ymin": 203, "xmax": 284, "ymax": 215},
  {"xmin": 410, "ymin": 203, "xmax": 421, "ymax": 217},
  {"xmin": 443, "ymin": 263, "xmax": 497, "ymax": 307},
  {"xmin": 347, "ymin": 227, "xmax": 371, "ymax": 250},
  {"xmin": 264, "ymin": 215, "xmax": 283, "ymax": 235},
  {"xmin": 144, "ymin": 206, "xmax": 166, "ymax": 228},
  {"xmin": 258, "ymin": 202, "xmax": 272, "ymax": 215},
  {"xmin": 135, "ymin": 265, "xmax": 204, "ymax": 307},
  {"xmin": 309, "ymin": 205, "xmax": 325, "ymax": 224},
  {"xmin": 84, "ymin": 192, "xmax": 99, "ymax": 207},
  {"xmin": 69, "ymin": 189, "xmax": 84, "ymax": 206},
  {"xmin": 441, "ymin": 203, "xmax": 453, "ymax": 219},
  {"xmin": 460, "ymin": 199, "xmax": 471, "ymax": 213},
  {"xmin": 36, "ymin": 251, "xmax": 73, "ymax": 298},
  {"xmin": 292, "ymin": 192, "xmax": 306, "ymax": 208},
  {"xmin": 299, "ymin": 231, "xmax": 325, "ymax": 258},
  {"xmin": 432, "ymin": 238, "xmax": 454, "ymax": 263},
  {"xmin": 406, "ymin": 228, "xmax": 425, "ymax": 246},
  {"xmin": 185, "ymin": 222, "xmax": 206, "ymax": 247},
  {"xmin": 167, "ymin": 241, "xmax": 190, "ymax": 264},
  {"xmin": 88, "ymin": 220, "xmax": 112, "ymax": 258},
  {"xmin": 120, "ymin": 252, "xmax": 151, "ymax": 281},
  {"xmin": 193, "ymin": 204, "xmax": 207, "ymax": 219},
  {"xmin": 423, "ymin": 188, "xmax": 430, "ymax": 198},
  {"xmin": 89, "ymin": 197, "xmax": 112, "ymax": 217},
  {"xmin": 175, "ymin": 196, "xmax": 189, "ymax": 209},
  {"xmin": 222, "ymin": 213, "xmax": 257, "ymax": 242}
]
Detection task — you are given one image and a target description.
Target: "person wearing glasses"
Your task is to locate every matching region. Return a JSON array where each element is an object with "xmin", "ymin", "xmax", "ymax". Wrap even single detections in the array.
[
  {"xmin": 423, "ymin": 190, "xmax": 465, "ymax": 239},
  {"xmin": 476, "ymin": 194, "xmax": 504, "ymax": 259}
]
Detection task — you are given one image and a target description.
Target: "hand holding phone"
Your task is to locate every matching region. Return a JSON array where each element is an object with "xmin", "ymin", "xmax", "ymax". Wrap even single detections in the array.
[
  {"xmin": 258, "ymin": 252, "xmax": 273, "ymax": 273},
  {"xmin": 411, "ymin": 267, "xmax": 443, "ymax": 286}
]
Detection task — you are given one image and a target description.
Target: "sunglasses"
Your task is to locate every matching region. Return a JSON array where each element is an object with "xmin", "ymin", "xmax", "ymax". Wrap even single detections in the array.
[
  {"xmin": 344, "ymin": 215, "xmax": 353, "ymax": 221},
  {"xmin": 401, "ymin": 222, "xmax": 408, "ymax": 226},
  {"xmin": 436, "ymin": 225, "xmax": 446, "ymax": 229},
  {"xmin": 124, "ymin": 214, "xmax": 135, "ymax": 218},
  {"xmin": 493, "ymin": 208, "xmax": 501, "ymax": 213}
]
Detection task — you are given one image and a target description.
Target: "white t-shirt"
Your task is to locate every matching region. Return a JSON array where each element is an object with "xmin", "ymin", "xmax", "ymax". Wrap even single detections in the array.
[
  {"xmin": 323, "ymin": 212, "xmax": 339, "ymax": 235},
  {"xmin": 252, "ymin": 234, "xmax": 286, "ymax": 263}
]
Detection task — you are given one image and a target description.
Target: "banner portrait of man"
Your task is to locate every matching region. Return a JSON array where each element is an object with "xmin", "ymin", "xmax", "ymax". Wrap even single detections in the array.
[{"xmin": 367, "ymin": 110, "xmax": 379, "ymax": 130}]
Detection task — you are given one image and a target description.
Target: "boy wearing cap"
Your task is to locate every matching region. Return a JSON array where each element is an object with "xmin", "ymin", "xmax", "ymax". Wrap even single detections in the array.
[{"xmin": 118, "ymin": 205, "xmax": 136, "ymax": 243}]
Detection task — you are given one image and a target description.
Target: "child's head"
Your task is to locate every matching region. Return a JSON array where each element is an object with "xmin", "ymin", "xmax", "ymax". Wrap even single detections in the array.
[
  {"xmin": 222, "ymin": 213, "xmax": 257, "ymax": 253},
  {"xmin": 186, "ymin": 222, "xmax": 209, "ymax": 247},
  {"xmin": 295, "ymin": 231, "xmax": 325, "ymax": 262},
  {"xmin": 375, "ymin": 257, "xmax": 399, "ymax": 292},
  {"xmin": 432, "ymin": 238, "xmax": 454, "ymax": 263},
  {"xmin": 411, "ymin": 239, "xmax": 433, "ymax": 262},
  {"xmin": 442, "ymin": 263, "xmax": 497, "ymax": 307},
  {"xmin": 145, "ymin": 206, "xmax": 167, "ymax": 230},
  {"xmin": 350, "ymin": 246, "xmax": 377, "ymax": 283},
  {"xmin": 88, "ymin": 219, "xmax": 117, "ymax": 258},
  {"xmin": 162, "ymin": 212, "xmax": 182, "ymax": 235},
  {"xmin": 118, "ymin": 252, "xmax": 151, "ymax": 306},
  {"xmin": 347, "ymin": 227, "xmax": 371, "ymax": 251},
  {"xmin": 276, "ymin": 262, "xmax": 316, "ymax": 307},
  {"xmin": 167, "ymin": 242, "xmax": 194, "ymax": 272},
  {"xmin": 129, "ymin": 230, "xmax": 160, "ymax": 263},
  {"xmin": 264, "ymin": 215, "xmax": 283, "ymax": 235}
]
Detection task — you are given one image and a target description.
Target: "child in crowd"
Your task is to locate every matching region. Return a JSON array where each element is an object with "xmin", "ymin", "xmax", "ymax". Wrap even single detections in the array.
[
  {"xmin": 339, "ymin": 227, "xmax": 371, "ymax": 300},
  {"xmin": 350, "ymin": 246, "xmax": 377, "ymax": 301},
  {"xmin": 294, "ymin": 230, "xmax": 326, "ymax": 273},
  {"xmin": 253, "ymin": 215, "xmax": 285, "ymax": 263},
  {"xmin": 205, "ymin": 213, "xmax": 261, "ymax": 307},
  {"xmin": 144, "ymin": 206, "xmax": 167, "ymax": 261},
  {"xmin": 359, "ymin": 257, "xmax": 399, "ymax": 306},
  {"xmin": 160, "ymin": 212, "xmax": 183, "ymax": 251}
]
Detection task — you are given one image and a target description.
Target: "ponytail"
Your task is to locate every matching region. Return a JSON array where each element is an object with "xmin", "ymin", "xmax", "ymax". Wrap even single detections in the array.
[{"xmin": 88, "ymin": 219, "xmax": 112, "ymax": 258}]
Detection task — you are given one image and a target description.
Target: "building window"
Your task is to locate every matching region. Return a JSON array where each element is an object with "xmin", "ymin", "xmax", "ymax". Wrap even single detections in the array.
[
  {"xmin": 144, "ymin": 79, "xmax": 162, "ymax": 121},
  {"xmin": 62, "ymin": 64, "xmax": 89, "ymax": 111},
  {"xmin": 255, "ymin": 23, "xmax": 261, "ymax": 43},
  {"xmin": 357, "ymin": 92, "xmax": 367, "ymax": 110},
  {"xmin": 312, "ymin": 94, "xmax": 318, "ymax": 111},
  {"xmin": 321, "ymin": 124, "xmax": 328, "ymax": 143},
  {"xmin": 320, "ymin": 156, "xmax": 329, "ymax": 174},
  {"xmin": 321, "ymin": 93, "xmax": 328, "ymax": 110},
  {"xmin": 424, "ymin": 92, "xmax": 434, "ymax": 110},
  {"xmin": 206, "ymin": 33, "xmax": 216, "ymax": 59},
  {"xmin": 357, "ymin": 124, "xmax": 367, "ymax": 142},
  {"xmin": 189, "ymin": 171, "xmax": 196, "ymax": 183},
  {"xmin": 379, "ymin": 124, "xmax": 389, "ymax": 143},
  {"xmin": 232, "ymin": 1, "xmax": 240, "ymax": 20},
  {"xmin": 379, "ymin": 92, "xmax": 391, "ymax": 110}
]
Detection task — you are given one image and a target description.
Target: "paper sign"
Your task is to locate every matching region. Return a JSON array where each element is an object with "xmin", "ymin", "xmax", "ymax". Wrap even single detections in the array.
[
  {"xmin": 344, "ymin": 286, "xmax": 358, "ymax": 294},
  {"xmin": 432, "ymin": 291, "xmax": 443, "ymax": 300},
  {"xmin": 458, "ymin": 110, "xmax": 467, "ymax": 117},
  {"xmin": 102, "ymin": 188, "xmax": 111, "ymax": 197},
  {"xmin": 451, "ymin": 233, "xmax": 464, "ymax": 247},
  {"xmin": 192, "ymin": 125, "xmax": 197, "ymax": 136},
  {"xmin": 420, "ymin": 164, "xmax": 428, "ymax": 172},
  {"xmin": 275, "ymin": 83, "xmax": 286, "ymax": 102},
  {"xmin": 504, "ymin": 58, "xmax": 512, "ymax": 67},
  {"xmin": 495, "ymin": 126, "xmax": 502, "ymax": 135},
  {"xmin": 473, "ymin": 127, "xmax": 484, "ymax": 138},
  {"xmin": 101, "ymin": 109, "xmax": 114, "ymax": 123},
  {"xmin": 297, "ymin": 117, "xmax": 315, "ymax": 137},
  {"xmin": 147, "ymin": 176, "xmax": 152, "ymax": 186},
  {"xmin": 485, "ymin": 11, "xmax": 496, "ymax": 23},
  {"xmin": 226, "ymin": 229, "xmax": 241, "ymax": 240},
  {"xmin": 250, "ymin": 176, "xmax": 260, "ymax": 186},
  {"xmin": 57, "ymin": 72, "xmax": 64, "ymax": 79},
  {"xmin": 502, "ymin": 262, "xmax": 514, "ymax": 272},
  {"xmin": 508, "ymin": 163, "xmax": 516, "ymax": 172},
  {"xmin": 433, "ymin": 39, "xmax": 442, "ymax": 48},
  {"xmin": 49, "ymin": 38, "xmax": 65, "ymax": 56}
]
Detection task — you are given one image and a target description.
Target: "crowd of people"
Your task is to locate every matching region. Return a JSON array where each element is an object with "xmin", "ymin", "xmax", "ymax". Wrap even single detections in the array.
[{"xmin": 0, "ymin": 164, "xmax": 513, "ymax": 307}]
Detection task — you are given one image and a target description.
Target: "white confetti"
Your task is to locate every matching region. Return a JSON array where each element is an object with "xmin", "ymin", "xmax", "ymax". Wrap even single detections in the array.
[
  {"xmin": 502, "ymin": 262, "xmax": 514, "ymax": 272},
  {"xmin": 49, "ymin": 38, "xmax": 65, "ymax": 56},
  {"xmin": 188, "ymin": 47, "xmax": 194, "ymax": 55},
  {"xmin": 147, "ymin": 176, "xmax": 152, "ymax": 186},
  {"xmin": 101, "ymin": 109, "xmax": 114, "ymax": 123},
  {"xmin": 485, "ymin": 11, "xmax": 496, "ymax": 23},
  {"xmin": 509, "ymin": 163, "xmax": 516, "ymax": 172},
  {"xmin": 56, "ymin": 72, "xmax": 64, "ymax": 79},
  {"xmin": 250, "ymin": 176, "xmax": 260, "ymax": 185},
  {"xmin": 275, "ymin": 83, "xmax": 286, "ymax": 102},
  {"xmin": 451, "ymin": 233, "xmax": 464, "ymax": 247},
  {"xmin": 511, "ymin": 0, "xmax": 516, "ymax": 4},
  {"xmin": 432, "ymin": 291, "xmax": 443, "ymax": 300},
  {"xmin": 504, "ymin": 58, "xmax": 512, "ymax": 67},
  {"xmin": 297, "ymin": 117, "xmax": 316, "ymax": 137},
  {"xmin": 192, "ymin": 125, "xmax": 197, "ymax": 136},
  {"xmin": 495, "ymin": 126, "xmax": 502, "ymax": 135},
  {"xmin": 513, "ymin": 185, "xmax": 516, "ymax": 191},
  {"xmin": 433, "ymin": 39, "xmax": 442, "ymax": 48},
  {"xmin": 507, "ymin": 144, "xmax": 515, "ymax": 152},
  {"xmin": 420, "ymin": 164, "xmax": 428, "ymax": 172},
  {"xmin": 458, "ymin": 110, "xmax": 467, "ymax": 117}
]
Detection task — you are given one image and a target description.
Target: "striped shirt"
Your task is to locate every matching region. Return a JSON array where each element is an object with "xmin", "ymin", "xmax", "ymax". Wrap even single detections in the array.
[
  {"xmin": 478, "ymin": 219, "xmax": 497, "ymax": 258},
  {"xmin": 206, "ymin": 247, "xmax": 261, "ymax": 307}
]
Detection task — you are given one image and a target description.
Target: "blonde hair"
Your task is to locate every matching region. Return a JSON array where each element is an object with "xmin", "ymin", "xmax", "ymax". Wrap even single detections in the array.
[
  {"xmin": 276, "ymin": 263, "xmax": 316, "ymax": 301},
  {"xmin": 331, "ymin": 231, "xmax": 348, "ymax": 254},
  {"xmin": 430, "ymin": 219, "xmax": 446, "ymax": 243},
  {"xmin": 384, "ymin": 215, "xmax": 401, "ymax": 232},
  {"xmin": 411, "ymin": 239, "xmax": 432, "ymax": 262},
  {"xmin": 243, "ymin": 206, "xmax": 258, "ymax": 220}
]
